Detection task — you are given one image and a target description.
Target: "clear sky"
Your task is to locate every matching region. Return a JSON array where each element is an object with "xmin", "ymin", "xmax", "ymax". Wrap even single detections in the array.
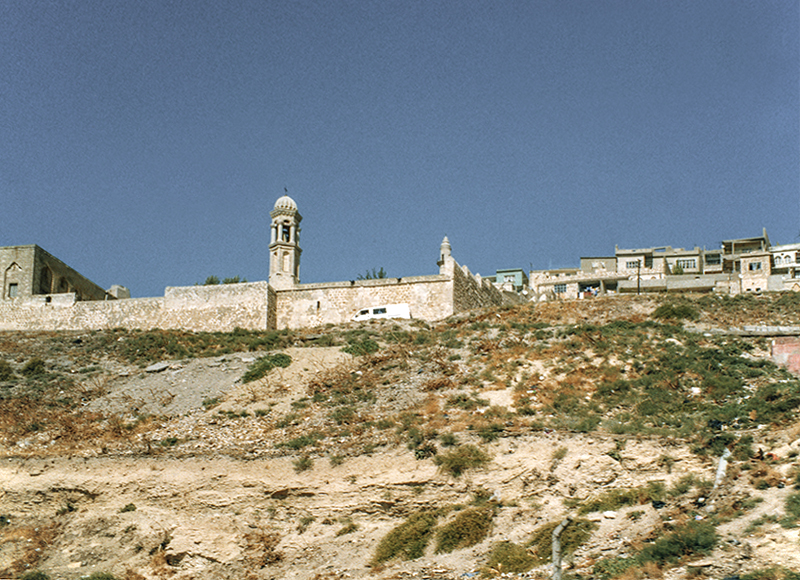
[{"xmin": 2, "ymin": 1, "xmax": 798, "ymax": 297}]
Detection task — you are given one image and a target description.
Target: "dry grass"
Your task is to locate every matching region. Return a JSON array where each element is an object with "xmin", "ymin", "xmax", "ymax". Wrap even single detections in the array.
[
  {"xmin": 243, "ymin": 530, "xmax": 283, "ymax": 567},
  {"xmin": 0, "ymin": 522, "xmax": 61, "ymax": 577},
  {"xmin": 0, "ymin": 399, "xmax": 157, "ymax": 457}
]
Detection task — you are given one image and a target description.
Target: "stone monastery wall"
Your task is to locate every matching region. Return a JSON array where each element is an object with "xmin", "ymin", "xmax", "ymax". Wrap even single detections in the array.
[
  {"xmin": 0, "ymin": 196, "xmax": 518, "ymax": 332},
  {"xmin": 0, "ymin": 282, "xmax": 271, "ymax": 332},
  {"xmin": 452, "ymin": 263, "xmax": 506, "ymax": 312},
  {"xmin": 275, "ymin": 275, "xmax": 453, "ymax": 329}
]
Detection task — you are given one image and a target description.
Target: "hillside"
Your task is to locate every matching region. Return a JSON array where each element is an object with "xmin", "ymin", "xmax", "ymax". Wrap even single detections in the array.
[{"xmin": 1, "ymin": 294, "xmax": 799, "ymax": 580}]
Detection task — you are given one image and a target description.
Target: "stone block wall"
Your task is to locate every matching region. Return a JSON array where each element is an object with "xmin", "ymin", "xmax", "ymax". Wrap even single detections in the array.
[
  {"xmin": 0, "ymin": 282, "xmax": 271, "ymax": 332},
  {"xmin": 267, "ymin": 285, "xmax": 277, "ymax": 330},
  {"xmin": 451, "ymin": 262, "xmax": 509, "ymax": 311},
  {"xmin": 275, "ymin": 276, "xmax": 452, "ymax": 329}
]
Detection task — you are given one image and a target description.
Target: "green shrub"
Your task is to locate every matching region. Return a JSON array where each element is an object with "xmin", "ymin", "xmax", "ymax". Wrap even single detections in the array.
[
  {"xmin": 741, "ymin": 567, "xmax": 800, "ymax": 580},
  {"xmin": 484, "ymin": 541, "xmax": 536, "ymax": 574},
  {"xmin": 435, "ymin": 507, "xmax": 494, "ymax": 553},
  {"xmin": 638, "ymin": 521, "xmax": 717, "ymax": 564},
  {"xmin": 119, "ymin": 503, "xmax": 136, "ymax": 513},
  {"xmin": 447, "ymin": 393, "xmax": 489, "ymax": 410},
  {"xmin": 439, "ymin": 432, "xmax": 459, "ymax": 447},
  {"xmin": 293, "ymin": 455, "xmax": 313, "ymax": 472},
  {"xmin": 242, "ymin": 353, "xmax": 292, "ymax": 383},
  {"xmin": 372, "ymin": 511, "xmax": 439, "ymax": 563},
  {"xmin": 652, "ymin": 303, "xmax": 699, "ymax": 321},
  {"xmin": 477, "ymin": 423, "xmax": 504, "ymax": 442},
  {"xmin": 433, "ymin": 445, "xmax": 490, "ymax": 477},
  {"xmin": 277, "ymin": 433, "xmax": 322, "ymax": 450},
  {"xmin": 526, "ymin": 518, "xmax": 597, "ymax": 564},
  {"xmin": 593, "ymin": 556, "xmax": 638, "ymax": 580},
  {"xmin": 0, "ymin": 359, "xmax": 15, "ymax": 381},
  {"xmin": 276, "ymin": 412, "xmax": 299, "ymax": 428},
  {"xmin": 201, "ymin": 397, "xmax": 220, "ymax": 409},
  {"xmin": 82, "ymin": 574, "xmax": 118, "ymax": 580},
  {"xmin": 342, "ymin": 338, "xmax": 379, "ymax": 356},
  {"xmin": 21, "ymin": 358, "xmax": 46, "ymax": 376},
  {"xmin": 784, "ymin": 491, "xmax": 800, "ymax": 524},
  {"xmin": 336, "ymin": 521, "xmax": 358, "ymax": 536},
  {"xmin": 330, "ymin": 406, "xmax": 357, "ymax": 425},
  {"xmin": 19, "ymin": 572, "xmax": 51, "ymax": 580},
  {"xmin": 577, "ymin": 485, "xmax": 662, "ymax": 515}
]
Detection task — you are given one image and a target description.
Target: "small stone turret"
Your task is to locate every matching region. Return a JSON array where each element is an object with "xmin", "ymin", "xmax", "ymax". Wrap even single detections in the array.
[{"xmin": 438, "ymin": 236, "xmax": 454, "ymax": 274}]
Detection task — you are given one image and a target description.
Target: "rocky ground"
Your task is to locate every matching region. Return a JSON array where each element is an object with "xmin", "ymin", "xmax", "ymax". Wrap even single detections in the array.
[{"xmin": 1, "ymin": 294, "xmax": 799, "ymax": 580}]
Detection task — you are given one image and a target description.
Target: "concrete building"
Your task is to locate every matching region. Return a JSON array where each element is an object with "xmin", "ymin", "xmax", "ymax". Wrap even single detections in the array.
[
  {"xmin": 492, "ymin": 268, "xmax": 529, "ymax": 293},
  {"xmin": 770, "ymin": 243, "xmax": 800, "ymax": 292}
]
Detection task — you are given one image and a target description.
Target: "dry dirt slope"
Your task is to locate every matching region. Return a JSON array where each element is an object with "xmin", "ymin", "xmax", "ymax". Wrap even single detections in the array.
[{"xmin": 1, "ymin": 294, "xmax": 799, "ymax": 580}]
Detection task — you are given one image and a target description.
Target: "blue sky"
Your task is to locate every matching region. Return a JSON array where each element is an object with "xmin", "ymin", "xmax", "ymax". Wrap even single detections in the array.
[{"xmin": 2, "ymin": 1, "xmax": 798, "ymax": 297}]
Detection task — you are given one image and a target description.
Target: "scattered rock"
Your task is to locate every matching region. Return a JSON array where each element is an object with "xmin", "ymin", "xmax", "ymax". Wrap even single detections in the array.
[{"xmin": 145, "ymin": 362, "xmax": 170, "ymax": 373}]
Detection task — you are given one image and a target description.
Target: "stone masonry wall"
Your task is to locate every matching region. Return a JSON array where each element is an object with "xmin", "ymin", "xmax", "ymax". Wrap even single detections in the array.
[
  {"xmin": 0, "ymin": 282, "xmax": 270, "ymax": 332},
  {"xmin": 275, "ymin": 275, "xmax": 453, "ymax": 329},
  {"xmin": 267, "ymin": 284, "xmax": 277, "ymax": 330},
  {"xmin": 451, "ymin": 262, "xmax": 508, "ymax": 312}
]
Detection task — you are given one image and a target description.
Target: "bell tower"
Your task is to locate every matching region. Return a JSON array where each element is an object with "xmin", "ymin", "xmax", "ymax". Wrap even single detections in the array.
[{"xmin": 269, "ymin": 194, "xmax": 302, "ymax": 289}]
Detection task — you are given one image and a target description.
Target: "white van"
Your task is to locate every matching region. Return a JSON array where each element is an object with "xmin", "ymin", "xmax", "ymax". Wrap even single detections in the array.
[{"xmin": 352, "ymin": 303, "xmax": 411, "ymax": 322}]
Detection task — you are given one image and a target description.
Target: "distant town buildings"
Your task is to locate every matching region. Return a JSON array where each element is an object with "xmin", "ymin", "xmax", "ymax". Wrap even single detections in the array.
[{"xmin": 524, "ymin": 229, "xmax": 799, "ymax": 301}]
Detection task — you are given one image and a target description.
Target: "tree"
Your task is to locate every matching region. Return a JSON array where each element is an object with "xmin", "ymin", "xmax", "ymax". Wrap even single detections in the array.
[{"xmin": 357, "ymin": 267, "xmax": 387, "ymax": 280}]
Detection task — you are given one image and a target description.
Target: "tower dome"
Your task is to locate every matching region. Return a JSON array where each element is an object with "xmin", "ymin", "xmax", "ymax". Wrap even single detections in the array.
[{"xmin": 273, "ymin": 195, "xmax": 297, "ymax": 212}]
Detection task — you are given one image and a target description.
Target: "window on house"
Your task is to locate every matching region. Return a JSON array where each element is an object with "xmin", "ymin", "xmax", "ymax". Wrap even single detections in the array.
[
  {"xmin": 676, "ymin": 259, "xmax": 696, "ymax": 269},
  {"xmin": 626, "ymin": 261, "xmax": 640, "ymax": 269},
  {"xmin": 644, "ymin": 256, "xmax": 653, "ymax": 268},
  {"xmin": 8, "ymin": 283, "xmax": 18, "ymax": 298},
  {"xmin": 705, "ymin": 254, "xmax": 721, "ymax": 265},
  {"xmin": 554, "ymin": 284, "xmax": 567, "ymax": 293},
  {"xmin": 749, "ymin": 262, "xmax": 762, "ymax": 271}
]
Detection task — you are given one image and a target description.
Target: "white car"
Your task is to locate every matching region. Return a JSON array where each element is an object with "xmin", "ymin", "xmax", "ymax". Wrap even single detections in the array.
[{"xmin": 352, "ymin": 303, "xmax": 411, "ymax": 321}]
